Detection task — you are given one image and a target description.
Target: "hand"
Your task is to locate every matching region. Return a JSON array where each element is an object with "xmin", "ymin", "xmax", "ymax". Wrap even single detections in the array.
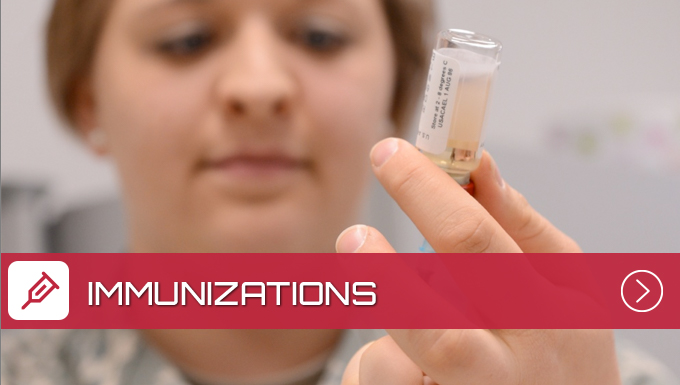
[
  {"xmin": 335, "ymin": 138, "xmax": 581, "ymax": 253},
  {"xmin": 335, "ymin": 138, "xmax": 621, "ymax": 385},
  {"xmin": 341, "ymin": 329, "xmax": 621, "ymax": 385}
]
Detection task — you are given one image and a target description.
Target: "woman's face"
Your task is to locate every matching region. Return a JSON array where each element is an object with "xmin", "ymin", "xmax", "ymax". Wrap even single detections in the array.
[{"xmin": 85, "ymin": 0, "xmax": 396, "ymax": 252}]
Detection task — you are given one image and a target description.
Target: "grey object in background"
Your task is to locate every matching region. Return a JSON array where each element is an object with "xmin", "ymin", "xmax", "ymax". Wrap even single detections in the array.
[
  {"xmin": 616, "ymin": 330, "xmax": 680, "ymax": 377},
  {"xmin": 491, "ymin": 148, "xmax": 680, "ymax": 253},
  {"xmin": 1, "ymin": 182, "xmax": 127, "ymax": 253},
  {"xmin": 47, "ymin": 199, "xmax": 127, "ymax": 253},
  {"xmin": 1, "ymin": 182, "xmax": 49, "ymax": 253}
]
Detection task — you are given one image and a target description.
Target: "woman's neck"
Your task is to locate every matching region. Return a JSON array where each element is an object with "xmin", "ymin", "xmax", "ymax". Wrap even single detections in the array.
[{"xmin": 141, "ymin": 329, "xmax": 343, "ymax": 384}]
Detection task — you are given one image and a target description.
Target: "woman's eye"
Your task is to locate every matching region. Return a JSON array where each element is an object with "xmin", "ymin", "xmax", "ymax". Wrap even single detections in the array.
[
  {"xmin": 298, "ymin": 29, "xmax": 347, "ymax": 53},
  {"xmin": 157, "ymin": 31, "xmax": 214, "ymax": 57}
]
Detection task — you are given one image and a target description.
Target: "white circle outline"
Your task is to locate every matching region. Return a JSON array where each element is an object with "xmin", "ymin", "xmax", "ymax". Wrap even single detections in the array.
[{"xmin": 621, "ymin": 270, "xmax": 663, "ymax": 313}]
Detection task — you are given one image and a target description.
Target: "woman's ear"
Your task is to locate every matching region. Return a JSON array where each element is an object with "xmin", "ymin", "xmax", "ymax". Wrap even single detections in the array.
[
  {"xmin": 73, "ymin": 79, "xmax": 109, "ymax": 156},
  {"xmin": 85, "ymin": 128, "xmax": 109, "ymax": 155}
]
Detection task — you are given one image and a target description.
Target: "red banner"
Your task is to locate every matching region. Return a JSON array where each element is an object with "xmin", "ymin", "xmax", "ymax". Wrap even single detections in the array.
[{"xmin": 2, "ymin": 253, "xmax": 678, "ymax": 328}]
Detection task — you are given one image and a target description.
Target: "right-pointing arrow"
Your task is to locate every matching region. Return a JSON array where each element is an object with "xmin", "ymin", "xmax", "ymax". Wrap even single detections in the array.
[{"xmin": 636, "ymin": 279, "xmax": 650, "ymax": 303}]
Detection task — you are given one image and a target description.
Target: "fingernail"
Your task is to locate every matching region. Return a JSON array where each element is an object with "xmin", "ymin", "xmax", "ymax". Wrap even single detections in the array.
[
  {"xmin": 336, "ymin": 225, "xmax": 368, "ymax": 253},
  {"xmin": 370, "ymin": 138, "xmax": 399, "ymax": 168},
  {"xmin": 489, "ymin": 154, "xmax": 505, "ymax": 189}
]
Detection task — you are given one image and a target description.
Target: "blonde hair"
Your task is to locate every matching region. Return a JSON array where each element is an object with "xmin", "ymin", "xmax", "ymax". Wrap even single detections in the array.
[{"xmin": 46, "ymin": 0, "xmax": 434, "ymax": 134}]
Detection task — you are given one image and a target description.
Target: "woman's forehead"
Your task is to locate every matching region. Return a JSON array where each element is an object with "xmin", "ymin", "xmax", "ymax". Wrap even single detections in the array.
[{"xmin": 120, "ymin": 0, "xmax": 377, "ymax": 17}]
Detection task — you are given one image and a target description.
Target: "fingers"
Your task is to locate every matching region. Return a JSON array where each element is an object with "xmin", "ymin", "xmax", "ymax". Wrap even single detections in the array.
[
  {"xmin": 340, "ymin": 140, "xmax": 581, "ymax": 255},
  {"xmin": 336, "ymin": 225, "xmax": 396, "ymax": 253},
  {"xmin": 360, "ymin": 336, "xmax": 424, "ymax": 385},
  {"xmin": 370, "ymin": 138, "xmax": 521, "ymax": 253},
  {"xmin": 470, "ymin": 151, "xmax": 581, "ymax": 253},
  {"xmin": 341, "ymin": 342, "xmax": 373, "ymax": 385},
  {"xmin": 341, "ymin": 336, "xmax": 424, "ymax": 385},
  {"xmin": 386, "ymin": 329, "xmax": 514, "ymax": 385},
  {"xmin": 335, "ymin": 226, "xmax": 475, "ymax": 324}
]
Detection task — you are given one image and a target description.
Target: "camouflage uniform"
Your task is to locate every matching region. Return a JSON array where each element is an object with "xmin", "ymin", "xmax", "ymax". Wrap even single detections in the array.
[{"xmin": 2, "ymin": 329, "xmax": 678, "ymax": 385}]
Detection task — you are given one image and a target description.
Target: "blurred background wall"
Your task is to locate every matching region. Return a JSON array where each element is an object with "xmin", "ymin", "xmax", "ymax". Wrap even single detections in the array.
[{"xmin": 1, "ymin": 0, "xmax": 679, "ymax": 374}]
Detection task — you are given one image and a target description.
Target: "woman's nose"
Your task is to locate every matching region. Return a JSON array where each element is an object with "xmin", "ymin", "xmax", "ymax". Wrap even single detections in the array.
[{"xmin": 216, "ymin": 21, "xmax": 296, "ymax": 122}]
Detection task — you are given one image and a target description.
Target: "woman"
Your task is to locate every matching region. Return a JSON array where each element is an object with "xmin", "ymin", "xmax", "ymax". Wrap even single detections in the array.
[{"xmin": 2, "ymin": 0, "xmax": 675, "ymax": 384}]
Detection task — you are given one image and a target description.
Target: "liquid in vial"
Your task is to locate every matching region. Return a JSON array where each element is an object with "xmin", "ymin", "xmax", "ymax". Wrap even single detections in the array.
[{"xmin": 417, "ymin": 48, "xmax": 499, "ymax": 183}]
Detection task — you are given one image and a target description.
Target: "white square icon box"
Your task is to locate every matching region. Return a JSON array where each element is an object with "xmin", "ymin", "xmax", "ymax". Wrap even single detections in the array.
[{"xmin": 8, "ymin": 261, "xmax": 69, "ymax": 320}]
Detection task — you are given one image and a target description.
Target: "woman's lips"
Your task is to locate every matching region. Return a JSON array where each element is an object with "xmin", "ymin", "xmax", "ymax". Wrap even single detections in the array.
[
  {"xmin": 209, "ymin": 155, "xmax": 306, "ymax": 177},
  {"xmin": 201, "ymin": 153, "xmax": 311, "ymax": 198}
]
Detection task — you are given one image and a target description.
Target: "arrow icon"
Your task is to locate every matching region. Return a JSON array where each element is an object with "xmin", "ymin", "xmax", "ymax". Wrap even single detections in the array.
[{"xmin": 635, "ymin": 279, "xmax": 649, "ymax": 303}]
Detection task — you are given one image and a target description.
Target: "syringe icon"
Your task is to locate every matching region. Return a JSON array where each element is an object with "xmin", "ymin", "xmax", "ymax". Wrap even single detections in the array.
[{"xmin": 21, "ymin": 272, "xmax": 60, "ymax": 310}]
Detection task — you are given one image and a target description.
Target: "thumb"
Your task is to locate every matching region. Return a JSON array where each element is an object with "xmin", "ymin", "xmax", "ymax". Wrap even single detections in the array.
[
  {"xmin": 471, "ymin": 151, "xmax": 581, "ymax": 253},
  {"xmin": 336, "ymin": 225, "xmax": 396, "ymax": 253},
  {"xmin": 341, "ymin": 337, "xmax": 424, "ymax": 385}
]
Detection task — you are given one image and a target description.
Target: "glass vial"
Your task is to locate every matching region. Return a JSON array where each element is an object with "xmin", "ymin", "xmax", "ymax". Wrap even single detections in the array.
[{"xmin": 416, "ymin": 29, "xmax": 502, "ymax": 184}]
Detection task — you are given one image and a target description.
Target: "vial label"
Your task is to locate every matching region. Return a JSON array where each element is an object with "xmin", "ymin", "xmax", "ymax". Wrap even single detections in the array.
[{"xmin": 416, "ymin": 50, "xmax": 460, "ymax": 155}]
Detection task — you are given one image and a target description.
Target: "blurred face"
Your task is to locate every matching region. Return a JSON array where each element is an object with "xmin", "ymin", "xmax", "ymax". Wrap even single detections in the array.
[{"xmin": 85, "ymin": 0, "xmax": 396, "ymax": 252}]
